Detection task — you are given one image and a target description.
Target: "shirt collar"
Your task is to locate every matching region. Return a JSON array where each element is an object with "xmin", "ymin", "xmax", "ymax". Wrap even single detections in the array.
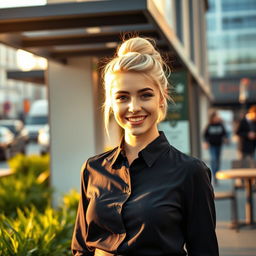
[
  {"xmin": 139, "ymin": 131, "xmax": 170, "ymax": 167},
  {"xmin": 106, "ymin": 131, "xmax": 170, "ymax": 168},
  {"xmin": 106, "ymin": 136, "xmax": 125, "ymax": 168}
]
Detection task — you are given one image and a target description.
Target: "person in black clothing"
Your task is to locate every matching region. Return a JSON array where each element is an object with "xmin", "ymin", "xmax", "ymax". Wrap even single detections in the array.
[
  {"xmin": 71, "ymin": 37, "xmax": 219, "ymax": 256},
  {"xmin": 203, "ymin": 111, "xmax": 228, "ymax": 184},
  {"xmin": 236, "ymin": 105, "xmax": 256, "ymax": 160}
]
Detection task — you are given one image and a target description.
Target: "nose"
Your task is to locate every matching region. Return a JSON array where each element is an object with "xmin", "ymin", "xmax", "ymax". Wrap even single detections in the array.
[{"xmin": 128, "ymin": 97, "xmax": 141, "ymax": 113}]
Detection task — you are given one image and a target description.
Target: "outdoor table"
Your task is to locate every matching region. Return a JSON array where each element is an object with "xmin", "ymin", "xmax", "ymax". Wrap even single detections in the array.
[
  {"xmin": 216, "ymin": 168, "xmax": 256, "ymax": 226},
  {"xmin": 0, "ymin": 168, "xmax": 13, "ymax": 178}
]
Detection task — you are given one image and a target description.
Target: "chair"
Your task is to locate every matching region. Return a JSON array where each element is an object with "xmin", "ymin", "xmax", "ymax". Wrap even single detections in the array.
[{"xmin": 214, "ymin": 190, "xmax": 239, "ymax": 231}]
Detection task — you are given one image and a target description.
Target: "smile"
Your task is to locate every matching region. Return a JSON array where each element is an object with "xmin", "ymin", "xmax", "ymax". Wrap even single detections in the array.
[{"xmin": 126, "ymin": 116, "xmax": 147, "ymax": 124}]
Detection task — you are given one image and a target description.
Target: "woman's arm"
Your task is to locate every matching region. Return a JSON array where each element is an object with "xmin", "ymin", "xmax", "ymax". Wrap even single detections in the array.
[
  {"xmin": 183, "ymin": 160, "xmax": 219, "ymax": 256},
  {"xmin": 71, "ymin": 161, "xmax": 94, "ymax": 256}
]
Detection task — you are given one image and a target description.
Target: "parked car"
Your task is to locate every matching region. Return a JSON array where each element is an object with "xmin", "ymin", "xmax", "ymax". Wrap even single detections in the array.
[
  {"xmin": 0, "ymin": 126, "xmax": 15, "ymax": 160},
  {"xmin": 38, "ymin": 124, "xmax": 50, "ymax": 155},
  {"xmin": 25, "ymin": 115, "xmax": 48, "ymax": 141},
  {"xmin": 0, "ymin": 119, "xmax": 28, "ymax": 160},
  {"xmin": 24, "ymin": 100, "xmax": 48, "ymax": 141}
]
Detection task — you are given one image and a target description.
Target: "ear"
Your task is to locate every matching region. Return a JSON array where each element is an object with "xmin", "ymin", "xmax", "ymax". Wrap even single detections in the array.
[{"xmin": 159, "ymin": 95, "xmax": 165, "ymax": 108}]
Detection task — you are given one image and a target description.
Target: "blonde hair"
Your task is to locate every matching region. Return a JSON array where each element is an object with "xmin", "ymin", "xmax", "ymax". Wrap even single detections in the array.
[{"xmin": 103, "ymin": 37, "xmax": 171, "ymax": 133}]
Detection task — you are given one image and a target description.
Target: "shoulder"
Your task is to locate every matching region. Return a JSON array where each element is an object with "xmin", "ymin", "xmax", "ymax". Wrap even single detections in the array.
[
  {"xmin": 169, "ymin": 145, "xmax": 211, "ymax": 180},
  {"xmin": 183, "ymin": 157, "xmax": 211, "ymax": 187},
  {"xmin": 80, "ymin": 147, "xmax": 118, "ymax": 174}
]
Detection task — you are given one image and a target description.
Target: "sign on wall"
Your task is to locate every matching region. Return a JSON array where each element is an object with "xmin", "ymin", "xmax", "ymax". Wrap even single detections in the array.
[{"xmin": 158, "ymin": 71, "xmax": 191, "ymax": 155}]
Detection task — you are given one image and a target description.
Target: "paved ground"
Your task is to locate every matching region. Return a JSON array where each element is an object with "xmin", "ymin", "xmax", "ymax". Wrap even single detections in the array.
[{"xmin": 202, "ymin": 142, "xmax": 256, "ymax": 256}]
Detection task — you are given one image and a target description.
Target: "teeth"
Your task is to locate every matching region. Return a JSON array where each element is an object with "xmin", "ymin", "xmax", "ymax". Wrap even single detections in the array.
[{"xmin": 128, "ymin": 116, "xmax": 145, "ymax": 122}]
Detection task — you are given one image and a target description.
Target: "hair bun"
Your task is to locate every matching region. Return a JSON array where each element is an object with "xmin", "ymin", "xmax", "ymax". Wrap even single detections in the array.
[{"xmin": 117, "ymin": 37, "xmax": 162, "ymax": 64}]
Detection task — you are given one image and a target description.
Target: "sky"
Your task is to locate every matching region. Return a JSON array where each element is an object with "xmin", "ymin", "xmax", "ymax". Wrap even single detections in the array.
[{"xmin": 0, "ymin": 0, "xmax": 46, "ymax": 8}]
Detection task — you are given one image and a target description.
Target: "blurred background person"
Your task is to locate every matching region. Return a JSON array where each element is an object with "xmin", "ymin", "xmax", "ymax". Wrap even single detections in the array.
[
  {"xmin": 203, "ymin": 111, "xmax": 229, "ymax": 185},
  {"xmin": 235, "ymin": 105, "xmax": 256, "ymax": 160}
]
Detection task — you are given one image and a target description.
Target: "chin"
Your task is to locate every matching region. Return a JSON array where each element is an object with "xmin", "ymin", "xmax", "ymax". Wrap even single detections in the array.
[{"xmin": 126, "ymin": 127, "xmax": 148, "ymax": 137}]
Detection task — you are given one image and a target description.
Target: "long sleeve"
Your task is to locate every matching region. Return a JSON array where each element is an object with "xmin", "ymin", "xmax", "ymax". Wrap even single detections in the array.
[
  {"xmin": 203, "ymin": 125, "xmax": 210, "ymax": 142},
  {"xmin": 71, "ymin": 161, "xmax": 94, "ymax": 256},
  {"xmin": 221, "ymin": 123, "xmax": 227, "ymax": 138},
  {"xmin": 183, "ymin": 160, "xmax": 219, "ymax": 256},
  {"xmin": 236, "ymin": 119, "xmax": 249, "ymax": 138}
]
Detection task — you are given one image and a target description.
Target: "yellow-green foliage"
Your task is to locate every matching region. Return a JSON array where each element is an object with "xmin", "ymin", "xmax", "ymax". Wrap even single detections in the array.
[
  {"xmin": 0, "ymin": 192, "xmax": 79, "ymax": 256},
  {"xmin": 62, "ymin": 189, "xmax": 80, "ymax": 211},
  {"xmin": 8, "ymin": 154, "xmax": 50, "ymax": 177},
  {"xmin": 0, "ymin": 154, "xmax": 51, "ymax": 217},
  {"xmin": 0, "ymin": 154, "xmax": 80, "ymax": 255}
]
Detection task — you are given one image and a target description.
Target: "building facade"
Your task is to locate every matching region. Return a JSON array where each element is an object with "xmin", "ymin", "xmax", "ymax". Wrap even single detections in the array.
[
  {"xmin": 206, "ymin": 0, "xmax": 256, "ymax": 107},
  {"xmin": 0, "ymin": 0, "xmax": 210, "ymax": 201}
]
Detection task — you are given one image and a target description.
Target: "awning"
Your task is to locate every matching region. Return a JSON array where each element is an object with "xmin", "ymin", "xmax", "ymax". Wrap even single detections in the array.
[
  {"xmin": 0, "ymin": 0, "xmax": 210, "ymax": 96},
  {"xmin": 7, "ymin": 70, "xmax": 45, "ymax": 85}
]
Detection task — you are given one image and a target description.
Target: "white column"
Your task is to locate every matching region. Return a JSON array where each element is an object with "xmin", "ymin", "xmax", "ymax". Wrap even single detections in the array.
[{"xmin": 47, "ymin": 57, "xmax": 96, "ymax": 205}]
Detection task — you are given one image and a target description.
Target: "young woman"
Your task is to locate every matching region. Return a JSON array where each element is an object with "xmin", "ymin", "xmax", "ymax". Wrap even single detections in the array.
[{"xmin": 72, "ymin": 37, "xmax": 219, "ymax": 256}]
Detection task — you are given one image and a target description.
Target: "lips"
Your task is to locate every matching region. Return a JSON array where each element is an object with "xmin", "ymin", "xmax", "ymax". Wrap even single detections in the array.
[{"xmin": 126, "ymin": 115, "xmax": 147, "ymax": 125}]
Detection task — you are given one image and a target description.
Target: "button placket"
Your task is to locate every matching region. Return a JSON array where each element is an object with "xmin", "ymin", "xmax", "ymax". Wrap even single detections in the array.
[{"xmin": 124, "ymin": 167, "xmax": 131, "ymax": 195}]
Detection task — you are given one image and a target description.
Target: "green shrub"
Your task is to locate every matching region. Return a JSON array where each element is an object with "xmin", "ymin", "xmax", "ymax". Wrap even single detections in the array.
[
  {"xmin": 0, "ymin": 204, "xmax": 76, "ymax": 256},
  {"xmin": 0, "ymin": 154, "xmax": 51, "ymax": 217},
  {"xmin": 62, "ymin": 189, "xmax": 80, "ymax": 212},
  {"xmin": 0, "ymin": 154, "xmax": 80, "ymax": 255},
  {"xmin": 8, "ymin": 154, "xmax": 50, "ymax": 178},
  {"xmin": 0, "ymin": 172, "xmax": 52, "ymax": 217}
]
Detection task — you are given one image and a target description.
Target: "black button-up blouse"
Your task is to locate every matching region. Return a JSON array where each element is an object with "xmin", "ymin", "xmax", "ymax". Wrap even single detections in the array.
[{"xmin": 71, "ymin": 132, "xmax": 219, "ymax": 256}]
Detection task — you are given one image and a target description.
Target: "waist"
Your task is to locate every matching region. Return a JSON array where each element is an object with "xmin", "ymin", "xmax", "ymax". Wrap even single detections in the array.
[{"xmin": 94, "ymin": 248, "xmax": 124, "ymax": 256}]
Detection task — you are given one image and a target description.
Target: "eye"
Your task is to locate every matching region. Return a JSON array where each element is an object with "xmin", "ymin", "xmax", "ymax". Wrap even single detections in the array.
[
  {"xmin": 141, "ymin": 93, "xmax": 154, "ymax": 99},
  {"xmin": 115, "ymin": 95, "xmax": 128, "ymax": 102}
]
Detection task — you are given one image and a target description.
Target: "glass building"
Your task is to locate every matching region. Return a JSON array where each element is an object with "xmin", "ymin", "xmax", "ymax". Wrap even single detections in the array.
[{"xmin": 206, "ymin": 0, "xmax": 256, "ymax": 106}]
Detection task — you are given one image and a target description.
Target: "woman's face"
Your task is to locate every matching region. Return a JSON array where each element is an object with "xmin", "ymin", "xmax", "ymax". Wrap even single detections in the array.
[{"xmin": 110, "ymin": 72, "xmax": 162, "ymax": 138}]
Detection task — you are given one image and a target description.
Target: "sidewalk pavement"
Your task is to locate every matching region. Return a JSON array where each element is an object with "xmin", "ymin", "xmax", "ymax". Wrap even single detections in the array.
[{"xmin": 202, "ymin": 142, "xmax": 256, "ymax": 256}]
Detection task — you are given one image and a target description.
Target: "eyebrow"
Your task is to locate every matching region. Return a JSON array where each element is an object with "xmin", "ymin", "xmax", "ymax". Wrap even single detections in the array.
[{"xmin": 114, "ymin": 87, "xmax": 154, "ymax": 94}]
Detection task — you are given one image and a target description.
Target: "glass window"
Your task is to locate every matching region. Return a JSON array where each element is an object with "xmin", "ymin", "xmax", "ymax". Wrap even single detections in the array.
[
  {"xmin": 222, "ymin": 0, "xmax": 256, "ymax": 12},
  {"xmin": 222, "ymin": 33, "xmax": 256, "ymax": 49},
  {"xmin": 208, "ymin": 0, "xmax": 216, "ymax": 13},
  {"xmin": 207, "ymin": 16, "xmax": 216, "ymax": 31},
  {"xmin": 175, "ymin": 0, "xmax": 183, "ymax": 43},
  {"xmin": 222, "ymin": 15, "xmax": 256, "ymax": 30},
  {"xmin": 25, "ymin": 116, "xmax": 48, "ymax": 125}
]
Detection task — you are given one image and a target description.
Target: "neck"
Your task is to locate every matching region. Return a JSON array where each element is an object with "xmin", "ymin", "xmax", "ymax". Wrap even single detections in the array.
[{"xmin": 124, "ymin": 127, "xmax": 159, "ymax": 156}]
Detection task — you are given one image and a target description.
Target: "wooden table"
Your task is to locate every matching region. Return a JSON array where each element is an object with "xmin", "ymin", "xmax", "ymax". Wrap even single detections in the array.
[
  {"xmin": 0, "ymin": 168, "xmax": 13, "ymax": 178},
  {"xmin": 217, "ymin": 169, "xmax": 256, "ymax": 225}
]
